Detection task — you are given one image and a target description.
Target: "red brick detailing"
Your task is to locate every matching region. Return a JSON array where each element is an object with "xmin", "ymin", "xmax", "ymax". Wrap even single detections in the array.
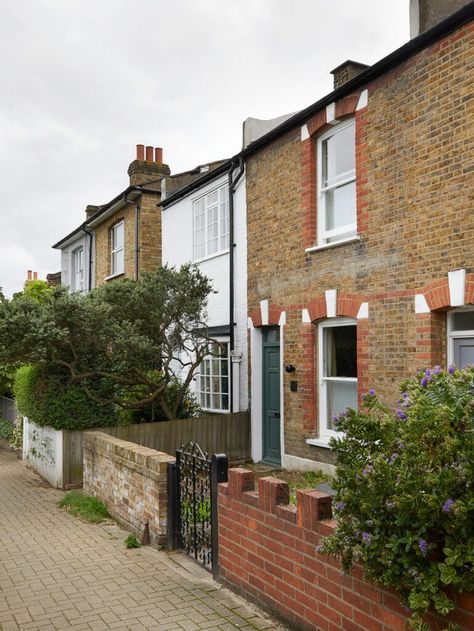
[
  {"xmin": 219, "ymin": 470, "xmax": 474, "ymax": 631},
  {"xmin": 306, "ymin": 109, "xmax": 326, "ymax": 137},
  {"xmin": 249, "ymin": 305, "xmax": 282, "ymax": 327},
  {"xmin": 422, "ymin": 277, "xmax": 450, "ymax": 311},
  {"xmin": 301, "ymin": 138, "xmax": 316, "ymax": 249},
  {"xmin": 355, "ymin": 108, "xmax": 369, "ymax": 234},
  {"xmin": 228, "ymin": 468, "xmax": 255, "ymax": 499},
  {"xmin": 357, "ymin": 319, "xmax": 370, "ymax": 401},
  {"xmin": 464, "ymin": 273, "xmax": 474, "ymax": 305},
  {"xmin": 414, "ymin": 312, "xmax": 446, "ymax": 368},
  {"xmin": 336, "ymin": 293, "xmax": 363, "ymax": 319},
  {"xmin": 301, "ymin": 323, "xmax": 316, "ymax": 431},
  {"xmin": 335, "ymin": 93, "xmax": 360, "ymax": 119},
  {"xmin": 307, "ymin": 297, "xmax": 327, "ymax": 322}
]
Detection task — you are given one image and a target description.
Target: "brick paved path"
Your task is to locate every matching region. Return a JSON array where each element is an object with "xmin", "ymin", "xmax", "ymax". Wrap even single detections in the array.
[{"xmin": 0, "ymin": 451, "xmax": 285, "ymax": 631}]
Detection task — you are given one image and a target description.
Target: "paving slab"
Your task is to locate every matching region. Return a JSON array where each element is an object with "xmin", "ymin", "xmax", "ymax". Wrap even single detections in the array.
[{"xmin": 0, "ymin": 450, "xmax": 287, "ymax": 631}]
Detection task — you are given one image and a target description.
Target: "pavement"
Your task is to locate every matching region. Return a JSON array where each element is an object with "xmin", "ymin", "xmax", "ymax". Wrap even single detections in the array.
[{"xmin": 0, "ymin": 450, "xmax": 286, "ymax": 631}]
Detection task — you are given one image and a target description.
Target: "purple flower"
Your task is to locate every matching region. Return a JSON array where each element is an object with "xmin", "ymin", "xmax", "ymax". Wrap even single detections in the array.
[
  {"xmin": 335, "ymin": 501, "xmax": 345, "ymax": 512},
  {"xmin": 369, "ymin": 389, "xmax": 375, "ymax": 396},
  {"xmin": 332, "ymin": 415, "xmax": 339, "ymax": 425},
  {"xmin": 418, "ymin": 539, "xmax": 428, "ymax": 555},
  {"xmin": 425, "ymin": 368, "xmax": 432, "ymax": 376},
  {"xmin": 316, "ymin": 544, "xmax": 324, "ymax": 553},
  {"xmin": 397, "ymin": 409, "xmax": 407, "ymax": 420},
  {"xmin": 362, "ymin": 464, "xmax": 374, "ymax": 476},
  {"xmin": 402, "ymin": 392, "xmax": 409, "ymax": 399},
  {"xmin": 421, "ymin": 377, "xmax": 428, "ymax": 387},
  {"xmin": 362, "ymin": 532, "xmax": 371, "ymax": 546},
  {"xmin": 442, "ymin": 499, "xmax": 455, "ymax": 514},
  {"xmin": 389, "ymin": 452, "xmax": 399, "ymax": 464},
  {"xmin": 448, "ymin": 365, "xmax": 455, "ymax": 374},
  {"xmin": 434, "ymin": 365, "xmax": 442, "ymax": 375}
]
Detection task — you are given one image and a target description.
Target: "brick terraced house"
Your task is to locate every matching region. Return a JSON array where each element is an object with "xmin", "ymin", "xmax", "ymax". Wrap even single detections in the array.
[
  {"xmin": 242, "ymin": 0, "xmax": 474, "ymax": 473},
  {"xmin": 53, "ymin": 145, "xmax": 170, "ymax": 290}
]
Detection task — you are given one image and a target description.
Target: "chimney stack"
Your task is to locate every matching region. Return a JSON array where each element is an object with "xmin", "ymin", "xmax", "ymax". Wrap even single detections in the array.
[
  {"xmin": 128, "ymin": 143, "xmax": 170, "ymax": 190},
  {"xmin": 85, "ymin": 204, "xmax": 100, "ymax": 220},
  {"xmin": 330, "ymin": 60, "xmax": 369, "ymax": 90},
  {"xmin": 410, "ymin": 0, "xmax": 470, "ymax": 38},
  {"xmin": 27, "ymin": 270, "xmax": 32, "ymax": 281}
]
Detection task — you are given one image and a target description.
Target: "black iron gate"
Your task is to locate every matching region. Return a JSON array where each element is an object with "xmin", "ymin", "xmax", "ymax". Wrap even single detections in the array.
[{"xmin": 167, "ymin": 443, "xmax": 228, "ymax": 577}]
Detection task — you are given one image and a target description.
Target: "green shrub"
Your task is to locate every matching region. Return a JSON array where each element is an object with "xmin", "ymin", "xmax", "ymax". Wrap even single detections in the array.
[
  {"xmin": 320, "ymin": 366, "xmax": 474, "ymax": 628},
  {"xmin": 14, "ymin": 365, "xmax": 116, "ymax": 431},
  {"xmin": 124, "ymin": 533, "xmax": 141, "ymax": 549},
  {"xmin": 0, "ymin": 418, "xmax": 14, "ymax": 441},
  {"xmin": 58, "ymin": 491, "xmax": 109, "ymax": 523}
]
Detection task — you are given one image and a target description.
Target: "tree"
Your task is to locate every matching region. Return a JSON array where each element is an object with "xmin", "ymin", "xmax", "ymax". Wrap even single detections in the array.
[{"xmin": 0, "ymin": 264, "xmax": 215, "ymax": 420}]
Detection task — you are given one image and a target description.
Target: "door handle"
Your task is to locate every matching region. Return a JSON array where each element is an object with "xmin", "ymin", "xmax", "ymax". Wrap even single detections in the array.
[{"xmin": 273, "ymin": 412, "xmax": 281, "ymax": 418}]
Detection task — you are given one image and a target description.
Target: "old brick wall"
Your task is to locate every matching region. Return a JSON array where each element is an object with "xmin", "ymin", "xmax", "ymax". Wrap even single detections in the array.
[
  {"xmin": 83, "ymin": 432, "xmax": 174, "ymax": 547},
  {"xmin": 140, "ymin": 192, "xmax": 161, "ymax": 274},
  {"xmin": 246, "ymin": 22, "xmax": 474, "ymax": 461},
  {"xmin": 94, "ymin": 205, "xmax": 136, "ymax": 285},
  {"xmin": 219, "ymin": 468, "xmax": 474, "ymax": 631}
]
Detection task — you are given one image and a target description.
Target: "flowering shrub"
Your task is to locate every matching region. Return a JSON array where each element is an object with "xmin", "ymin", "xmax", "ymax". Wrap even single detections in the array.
[{"xmin": 320, "ymin": 366, "xmax": 474, "ymax": 629}]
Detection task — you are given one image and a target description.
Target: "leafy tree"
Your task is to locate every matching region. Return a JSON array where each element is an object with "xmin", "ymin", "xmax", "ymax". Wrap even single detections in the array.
[
  {"xmin": 320, "ymin": 366, "xmax": 474, "ymax": 629},
  {"xmin": 0, "ymin": 265, "xmax": 214, "ymax": 421}
]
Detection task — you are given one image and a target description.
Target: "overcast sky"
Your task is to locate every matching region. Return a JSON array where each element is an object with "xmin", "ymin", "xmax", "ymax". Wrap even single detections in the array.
[{"xmin": 0, "ymin": 0, "xmax": 409, "ymax": 297}]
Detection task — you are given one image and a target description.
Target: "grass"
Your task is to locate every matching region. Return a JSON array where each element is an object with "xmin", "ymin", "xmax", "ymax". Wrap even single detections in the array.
[
  {"xmin": 286, "ymin": 470, "xmax": 328, "ymax": 505},
  {"xmin": 58, "ymin": 491, "xmax": 109, "ymax": 523}
]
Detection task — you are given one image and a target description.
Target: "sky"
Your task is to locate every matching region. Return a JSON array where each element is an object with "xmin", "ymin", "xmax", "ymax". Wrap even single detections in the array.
[{"xmin": 0, "ymin": 0, "xmax": 409, "ymax": 297}]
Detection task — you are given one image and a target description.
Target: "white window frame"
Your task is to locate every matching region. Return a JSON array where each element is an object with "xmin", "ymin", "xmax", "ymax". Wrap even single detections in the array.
[
  {"xmin": 192, "ymin": 184, "xmax": 229, "ymax": 261},
  {"xmin": 317, "ymin": 118, "xmax": 357, "ymax": 246},
  {"xmin": 72, "ymin": 246, "xmax": 84, "ymax": 292},
  {"xmin": 447, "ymin": 307, "xmax": 474, "ymax": 366},
  {"xmin": 111, "ymin": 220, "xmax": 125, "ymax": 276},
  {"xmin": 318, "ymin": 317, "xmax": 357, "ymax": 439},
  {"xmin": 197, "ymin": 339, "xmax": 230, "ymax": 413}
]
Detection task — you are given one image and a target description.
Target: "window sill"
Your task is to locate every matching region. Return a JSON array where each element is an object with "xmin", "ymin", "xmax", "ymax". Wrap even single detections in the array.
[
  {"xmin": 305, "ymin": 235, "xmax": 360, "ymax": 254},
  {"xmin": 306, "ymin": 437, "xmax": 332, "ymax": 449},
  {"xmin": 104, "ymin": 272, "xmax": 125, "ymax": 282},
  {"xmin": 193, "ymin": 249, "xmax": 229, "ymax": 265}
]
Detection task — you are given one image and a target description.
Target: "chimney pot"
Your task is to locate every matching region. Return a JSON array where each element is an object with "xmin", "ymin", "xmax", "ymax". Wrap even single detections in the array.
[
  {"xmin": 33, "ymin": 272, "xmax": 38, "ymax": 280},
  {"xmin": 27, "ymin": 270, "xmax": 32, "ymax": 280},
  {"xmin": 145, "ymin": 146, "xmax": 153, "ymax": 161},
  {"xmin": 155, "ymin": 147, "xmax": 163, "ymax": 164},
  {"xmin": 136, "ymin": 144, "xmax": 145, "ymax": 161}
]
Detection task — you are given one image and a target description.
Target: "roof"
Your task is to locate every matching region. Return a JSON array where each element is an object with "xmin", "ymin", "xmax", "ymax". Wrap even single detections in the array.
[
  {"xmin": 240, "ymin": 1, "xmax": 474, "ymax": 158},
  {"xmin": 160, "ymin": 160, "xmax": 232, "ymax": 209}
]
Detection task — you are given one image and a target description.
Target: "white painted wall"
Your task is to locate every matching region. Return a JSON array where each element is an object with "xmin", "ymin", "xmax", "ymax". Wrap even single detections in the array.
[
  {"xmin": 162, "ymin": 172, "xmax": 248, "ymax": 412},
  {"xmin": 22, "ymin": 418, "xmax": 64, "ymax": 488},
  {"xmin": 59, "ymin": 231, "xmax": 94, "ymax": 293}
]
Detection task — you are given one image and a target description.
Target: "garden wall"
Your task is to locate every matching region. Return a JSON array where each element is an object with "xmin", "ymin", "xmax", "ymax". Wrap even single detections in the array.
[
  {"xmin": 83, "ymin": 432, "xmax": 174, "ymax": 547},
  {"xmin": 218, "ymin": 469, "xmax": 474, "ymax": 631}
]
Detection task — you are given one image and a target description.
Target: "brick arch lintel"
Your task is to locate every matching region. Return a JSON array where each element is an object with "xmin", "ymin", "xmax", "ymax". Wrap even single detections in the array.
[
  {"xmin": 417, "ymin": 271, "xmax": 474, "ymax": 313},
  {"xmin": 306, "ymin": 93, "xmax": 362, "ymax": 137},
  {"xmin": 249, "ymin": 303, "xmax": 283, "ymax": 328},
  {"xmin": 304, "ymin": 292, "xmax": 366, "ymax": 323}
]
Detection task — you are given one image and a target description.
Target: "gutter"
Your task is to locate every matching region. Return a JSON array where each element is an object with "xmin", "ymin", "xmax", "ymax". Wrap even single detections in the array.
[
  {"xmin": 82, "ymin": 224, "xmax": 94, "ymax": 291},
  {"xmin": 228, "ymin": 157, "xmax": 245, "ymax": 413}
]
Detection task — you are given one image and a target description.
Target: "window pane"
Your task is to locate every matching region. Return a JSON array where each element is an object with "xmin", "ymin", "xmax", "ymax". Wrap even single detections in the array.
[
  {"xmin": 327, "ymin": 380, "xmax": 358, "ymax": 429},
  {"xmin": 114, "ymin": 222, "xmax": 124, "ymax": 248},
  {"xmin": 323, "ymin": 122, "xmax": 355, "ymax": 187},
  {"xmin": 325, "ymin": 181, "xmax": 356, "ymax": 231},
  {"xmin": 324, "ymin": 326, "xmax": 357, "ymax": 378},
  {"xmin": 452, "ymin": 311, "xmax": 474, "ymax": 331}
]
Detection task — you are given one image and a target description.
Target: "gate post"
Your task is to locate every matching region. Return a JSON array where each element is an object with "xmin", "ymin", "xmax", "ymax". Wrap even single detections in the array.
[
  {"xmin": 211, "ymin": 453, "xmax": 228, "ymax": 579},
  {"xmin": 167, "ymin": 461, "xmax": 179, "ymax": 550}
]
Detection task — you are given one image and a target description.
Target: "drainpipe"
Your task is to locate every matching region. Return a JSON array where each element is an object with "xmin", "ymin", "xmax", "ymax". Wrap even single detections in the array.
[
  {"xmin": 125, "ymin": 192, "xmax": 141, "ymax": 280},
  {"xmin": 82, "ymin": 224, "xmax": 94, "ymax": 291},
  {"xmin": 228, "ymin": 157, "xmax": 245, "ymax": 413}
]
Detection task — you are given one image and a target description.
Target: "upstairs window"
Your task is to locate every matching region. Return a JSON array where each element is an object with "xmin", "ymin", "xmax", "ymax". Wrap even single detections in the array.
[
  {"xmin": 318, "ymin": 318, "xmax": 357, "ymax": 438},
  {"xmin": 72, "ymin": 247, "xmax": 84, "ymax": 292},
  {"xmin": 193, "ymin": 185, "xmax": 229, "ymax": 260},
  {"xmin": 448, "ymin": 308, "xmax": 474, "ymax": 368},
  {"xmin": 197, "ymin": 341, "xmax": 229, "ymax": 412},
  {"xmin": 317, "ymin": 119, "xmax": 356, "ymax": 245},
  {"xmin": 111, "ymin": 220, "xmax": 124, "ymax": 275}
]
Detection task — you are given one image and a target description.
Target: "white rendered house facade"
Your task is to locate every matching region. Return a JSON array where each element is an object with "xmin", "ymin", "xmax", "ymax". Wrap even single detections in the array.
[
  {"xmin": 162, "ymin": 163, "xmax": 248, "ymax": 414},
  {"xmin": 53, "ymin": 226, "xmax": 95, "ymax": 294}
]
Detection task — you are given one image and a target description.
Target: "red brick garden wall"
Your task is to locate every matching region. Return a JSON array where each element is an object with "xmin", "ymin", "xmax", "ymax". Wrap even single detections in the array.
[{"xmin": 218, "ymin": 469, "xmax": 474, "ymax": 631}]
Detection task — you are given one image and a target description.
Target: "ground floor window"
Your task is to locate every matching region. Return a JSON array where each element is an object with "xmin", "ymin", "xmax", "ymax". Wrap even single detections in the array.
[
  {"xmin": 197, "ymin": 341, "xmax": 229, "ymax": 412},
  {"xmin": 448, "ymin": 308, "xmax": 474, "ymax": 368},
  {"xmin": 318, "ymin": 318, "xmax": 357, "ymax": 438}
]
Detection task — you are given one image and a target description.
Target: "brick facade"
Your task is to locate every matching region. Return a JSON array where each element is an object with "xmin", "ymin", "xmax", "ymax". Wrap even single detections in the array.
[
  {"xmin": 246, "ymin": 21, "xmax": 474, "ymax": 465},
  {"xmin": 219, "ymin": 468, "xmax": 474, "ymax": 631}
]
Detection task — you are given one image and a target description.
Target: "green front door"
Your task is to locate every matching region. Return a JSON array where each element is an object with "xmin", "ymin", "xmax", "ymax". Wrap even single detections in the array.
[{"xmin": 262, "ymin": 327, "xmax": 281, "ymax": 466}]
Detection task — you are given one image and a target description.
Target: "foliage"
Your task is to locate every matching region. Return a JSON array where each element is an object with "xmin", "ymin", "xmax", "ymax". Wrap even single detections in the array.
[
  {"xmin": 0, "ymin": 265, "xmax": 214, "ymax": 420},
  {"xmin": 0, "ymin": 418, "xmax": 14, "ymax": 441},
  {"xmin": 21, "ymin": 280, "xmax": 51, "ymax": 303},
  {"xmin": 58, "ymin": 491, "xmax": 109, "ymax": 523},
  {"xmin": 320, "ymin": 366, "xmax": 474, "ymax": 628},
  {"xmin": 180, "ymin": 498, "xmax": 211, "ymax": 523},
  {"xmin": 10, "ymin": 421, "xmax": 23, "ymax": 450},
  {"xmin": 124, "ymin": 534, "xmax": 141, "ymax": 549},
  {"xmin": 13, "ymin": 365, "xmax": 116, "ymax": 431}
]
